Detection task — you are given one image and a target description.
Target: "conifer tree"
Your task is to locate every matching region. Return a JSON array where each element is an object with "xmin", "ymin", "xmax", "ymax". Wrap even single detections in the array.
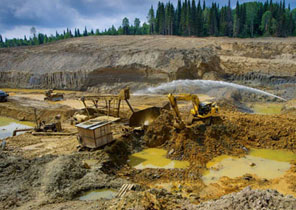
[{"xmin": 148, "ymin": 6, "xmax": 156, "ymax": 34}]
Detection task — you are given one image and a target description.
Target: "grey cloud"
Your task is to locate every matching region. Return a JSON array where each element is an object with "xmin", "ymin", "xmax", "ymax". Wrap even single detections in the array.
[{"xmin": 0, "ymin": 0, "xmax": 295, "ymax": 37}]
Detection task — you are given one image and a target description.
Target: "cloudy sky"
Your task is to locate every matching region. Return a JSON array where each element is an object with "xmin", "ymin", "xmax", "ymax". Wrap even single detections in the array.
[{"xmin": 1, "ymin": 0, "xmax": 295, "ymax": 39}]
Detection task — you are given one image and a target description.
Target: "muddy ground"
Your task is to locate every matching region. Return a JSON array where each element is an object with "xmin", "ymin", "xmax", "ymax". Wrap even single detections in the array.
[{"xmin": 0, "ymin": 88, "xmax": 295, "ymax": 209}]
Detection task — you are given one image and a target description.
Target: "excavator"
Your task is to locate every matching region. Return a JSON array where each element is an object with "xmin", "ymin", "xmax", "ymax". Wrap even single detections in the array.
[{"xmin": 168, "ymin": 93, "xmax": 219, "ymax": 129}]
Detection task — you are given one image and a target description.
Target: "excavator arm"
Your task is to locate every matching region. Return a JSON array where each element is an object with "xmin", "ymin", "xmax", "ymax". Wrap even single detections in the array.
[{"xmin": 168, "ymin": 93, "xmax": 219, "ymax": 129}]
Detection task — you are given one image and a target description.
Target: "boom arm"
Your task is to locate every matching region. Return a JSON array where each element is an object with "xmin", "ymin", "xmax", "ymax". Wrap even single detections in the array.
[
  {"xmin": 168, "ymin": 93, "xmax": 219, "ymax": 128},
  {"xmin": 168, "ymin": 93, "xmax": 201, "ymax": 128}
]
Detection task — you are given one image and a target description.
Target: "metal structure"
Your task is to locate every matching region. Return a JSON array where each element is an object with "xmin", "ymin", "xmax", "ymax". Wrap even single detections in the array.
[
  {"xmin": 80, "ymin": 87, "xmax": 168, "ymax": 127},
  {"xmin": 0, "ymin": 90, "xmax": 9, "ymax": 102},
  {"xmin": 76, "ymin": 118, "xmax": 114, "ymax": 148}
]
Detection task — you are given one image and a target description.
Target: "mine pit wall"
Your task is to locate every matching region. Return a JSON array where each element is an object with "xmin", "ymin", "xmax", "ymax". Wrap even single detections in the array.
[
  {"xmin": 0, "ymin": 48, "xmax": 225, "ymax": 92},
  {"xmin": 226, "ymin": 72, "xmax": 296, "ymax": 86},
  {"xmin": 1, "ymin": 37, "xmax": 296, "ymax": 93},
  {"xmin": 0, "ymin": 71, "xmax": 88, "ymax": 90}
]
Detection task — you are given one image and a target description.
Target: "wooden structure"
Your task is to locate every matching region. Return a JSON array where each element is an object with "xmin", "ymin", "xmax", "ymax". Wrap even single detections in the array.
[
  {"xmin": 116, "ymin": 184, "xmax": 135, "ymax": 198},
  {"xmin": 76, "ymin": 118, "xmax": 114, "ymax": 148}
]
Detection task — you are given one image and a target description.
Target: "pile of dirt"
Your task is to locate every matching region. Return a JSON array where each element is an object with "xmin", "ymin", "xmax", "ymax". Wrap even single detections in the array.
[
  {"xmin": 143, "ymin": 110, "xmax": 174, "ymax": 147},
  {"xmin": 0, "ymin": 152, "xmax": 55, "ymax": 209},
  {"xmin": 190, "ymin": 186, "xmax": 296, "ymax": 210},
  {"xmin": 108, "ymin": 187, "xmax": 191, "ymax": 210},
  {"xmin": 143, "ymin": 108, "xmax": 296, "ymax": 167},
  {"xmin": 0, "ymin": 150, "xmax": 126, "ymax": 209},
  {"xmin": 144, "ymin": 111, "xmax": 245, "ymax": 166}
]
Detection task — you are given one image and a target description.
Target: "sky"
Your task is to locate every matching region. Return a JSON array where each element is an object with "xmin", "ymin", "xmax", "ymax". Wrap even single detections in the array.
[{"xmin": 0, "ymin": 0, "xmax": 295, "ymax": 39}]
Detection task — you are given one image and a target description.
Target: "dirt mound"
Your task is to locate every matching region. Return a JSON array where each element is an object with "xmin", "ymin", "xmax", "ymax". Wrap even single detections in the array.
[
  {"xmin": 143, "ymin": 108, "xmax": 296, "ymax": 168},
  {"xmin": 0, "ymin": 150, "xmax": 127, "ymax": 209},
  {"xmin": 143, "ymin": 110, "xmax": 174, "ymax": 147},
  {"xmin": 191, "ymin": 186, "xmax": 296, "ymax": 210},
  {"xmin": 41, "ymin": 155, "xmax": 88, "ymax": 200},
  {"xmin": 0, "ymin": 152, "xmax": 55, "ymax": 209}
]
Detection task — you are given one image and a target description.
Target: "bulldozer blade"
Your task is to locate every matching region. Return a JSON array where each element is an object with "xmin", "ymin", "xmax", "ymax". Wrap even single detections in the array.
[{"xmin": 129, "ymin": 107, "xmax": 162, "ymax": 127}]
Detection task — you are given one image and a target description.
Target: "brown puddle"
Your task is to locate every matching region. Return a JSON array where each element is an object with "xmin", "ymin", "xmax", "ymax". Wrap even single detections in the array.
[
  {"xmin": 128, "ymin": 148, "xmax": 189, "ymax": 169},
  {"xmin": 0, "ymin": 116, "xmax": 34, "ymax": 139},
  {"xmin": 202, "ymin": 148, "xmax": 296, "ymax": 185}
]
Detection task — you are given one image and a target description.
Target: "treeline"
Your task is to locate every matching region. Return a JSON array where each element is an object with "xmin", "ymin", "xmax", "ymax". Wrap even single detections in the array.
[
  {"xmin": 0, "ymin": 21, "xmax": 150, "ymax": 48},
  {"xmin": 1, "ymin": 0, "xmax": 296, "ymax": 48},
  {"xmin": 148, "ymin": 0, "xmax": 296, "ymax": 37}
]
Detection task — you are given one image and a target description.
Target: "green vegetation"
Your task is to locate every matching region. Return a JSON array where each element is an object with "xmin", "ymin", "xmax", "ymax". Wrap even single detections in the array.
[{"xmin": 1, "ymin": 0, "xmax": 296, "ymax": 48}]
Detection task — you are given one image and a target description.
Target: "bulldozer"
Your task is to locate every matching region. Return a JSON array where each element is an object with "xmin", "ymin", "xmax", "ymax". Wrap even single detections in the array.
[
  {"xmin": 44, "ymin": 89, "xmax": 64, "ymax": 101},
  {"xmin": 168, "ymin": 93, "xmax": 219, "ymax": 129}
]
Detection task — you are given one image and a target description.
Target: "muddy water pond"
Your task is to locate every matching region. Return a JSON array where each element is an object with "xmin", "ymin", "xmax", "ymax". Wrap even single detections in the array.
[
  {"xmin": 0, "ymin": 116, "xmax": 34, "ymax": 139},
  {"xmin": 248, "ymin": 103, "xmax": 283, "ymax": 115},
  {"xmin": 128, "ymin": 148, "xmax": 189, "ymax": 169},
  {"xmin": 79, "ymin": 188, "xmax": 117, "ymax": 201},
  {"xmin": 203, "ymin": 148, "xmax": 296, "ymax": 185}
]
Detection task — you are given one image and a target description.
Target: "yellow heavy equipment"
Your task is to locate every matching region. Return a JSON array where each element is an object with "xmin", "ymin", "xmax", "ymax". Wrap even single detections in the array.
[
  {"xmin": 168, "ymin": 93, "xmax": 219, "ymax": 129},
  {"xmin": 44, "ymin": 89, "xmax": 64, "ymax": 101}
]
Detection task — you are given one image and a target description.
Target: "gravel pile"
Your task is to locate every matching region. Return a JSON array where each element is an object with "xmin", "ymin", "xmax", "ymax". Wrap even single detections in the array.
[{"xmin": 193, "ymin": 187, "xmax": 296, "ymax": 210}]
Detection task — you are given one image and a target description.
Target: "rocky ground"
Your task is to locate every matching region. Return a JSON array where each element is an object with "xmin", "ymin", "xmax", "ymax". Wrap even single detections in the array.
[
  {"xmin": 191, "ymin": 187, "xmax": 296, "ymax": 210},
  {"xmin": 0, "ymin": 88, "xmax": 295, "ymax": 209}
]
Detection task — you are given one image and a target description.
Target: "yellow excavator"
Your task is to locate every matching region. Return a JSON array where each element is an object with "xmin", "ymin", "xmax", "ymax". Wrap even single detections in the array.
[{"xmin": 168, "ymin": 93, "xmax": 219, "ymax": 129}]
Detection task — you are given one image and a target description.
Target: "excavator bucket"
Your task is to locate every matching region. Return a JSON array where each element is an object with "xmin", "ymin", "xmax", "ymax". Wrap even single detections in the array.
[
  {"xmin": 129, "ymin": 103, "xmax": 170, "ymax": 127},
  {"xmin": 129, "ymin": 107, "xmax": 162, "ymax": 127}
]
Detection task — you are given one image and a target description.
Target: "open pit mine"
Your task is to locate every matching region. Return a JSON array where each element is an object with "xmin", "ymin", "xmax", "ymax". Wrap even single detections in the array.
[{"xmin": 0, "ymin": 36, "xmax": 296, "ymax": 210}]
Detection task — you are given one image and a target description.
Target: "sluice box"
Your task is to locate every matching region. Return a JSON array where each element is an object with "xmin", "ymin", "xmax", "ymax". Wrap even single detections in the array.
[{"xmin": 76, "ymin": 118, "xmax": 114, "ymax": 148}]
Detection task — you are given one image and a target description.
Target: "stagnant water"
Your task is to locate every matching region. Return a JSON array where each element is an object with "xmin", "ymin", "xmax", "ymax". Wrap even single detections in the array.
[
  {"xmin": 248, "ymin": 103, "xmax": 284, "ymax": 115},
  {"xmin": 0, "ymin": 117, "xmax": 34, "ymax": 139},
  {"xmin": 135, "ymin": 80, "xmax": 286, "ymax": 101},
  {"xmin": 79, "ymin": 188, "xmax": 117, "ymax": 201},
  {"xmin": 202, "ymin": 148, "xmax": 296, "ymax": 185},
  {"xmin": 128, "ymin": 148, "xmax": 189, "ymax": 169}
]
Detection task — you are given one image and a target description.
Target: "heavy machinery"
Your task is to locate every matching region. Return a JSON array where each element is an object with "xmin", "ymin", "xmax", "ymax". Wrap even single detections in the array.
[
  {"xmin": 44, "ymin": 89, "xmax": 64, "ymax": 101},
  {"xmin": 168, "ymin": 93, "xmax": 219, "ymax": 129},
  {"xmin": 13, "ymin": 110, "xmax": 62, "ymax": 136},
  {"xmin": 0, "ymin": 90, "xmax": 9, "ymax": 102},
  {"xmin": 79, "ymin": 88, "xmax": 165, "ymax": 127}
]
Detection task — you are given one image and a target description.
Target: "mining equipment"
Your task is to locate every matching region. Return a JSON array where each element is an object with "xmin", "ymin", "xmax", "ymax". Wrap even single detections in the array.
[
  {"xmin": 44, "ymin": 89, "xmax": 64, "ymax": 101},
  {"xmin": 79, "ymin": 88, "xmax": 165, "ymax": 127},
  {"xmin": 168, "ymin": 93, "xmax": 220, "ymax": 129}
]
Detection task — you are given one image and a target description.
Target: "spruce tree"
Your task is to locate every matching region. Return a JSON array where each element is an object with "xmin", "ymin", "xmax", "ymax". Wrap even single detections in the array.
[
  {"xmin": 227, "ymin": 0, "xmax": 233, "ymax": 37},
  {"xmin": 196, "ymin": 0, "xmax": 204, "ymax": 36},
  {"xmin": 83, "ymin": 27, "xmax": 88, "ymax": 36},
  {"xmin": 122, "ymin": 17, "xmax": 130, "ymax": 35},
  {"xmin": 176, "ymin": 0, "xmax": 182, "ymax": 35},
  {"xmin": 234, "ymin": 0, "xmax": 240, "ymax": 37},
  {"xmin": 148, "ymin": 6, "xmax": 156, "ymax": 34}
]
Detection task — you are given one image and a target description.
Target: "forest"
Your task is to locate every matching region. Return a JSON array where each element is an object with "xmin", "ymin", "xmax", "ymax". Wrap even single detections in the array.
[{"xmin": 1, "ymin": 0, "xmax": 296, "ymax": 48}]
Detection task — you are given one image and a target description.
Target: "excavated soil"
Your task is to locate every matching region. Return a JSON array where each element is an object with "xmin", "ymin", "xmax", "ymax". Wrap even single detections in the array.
[{"xmin": 0, "ymin": 87, "xmax": 296, "ymax": 209}]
